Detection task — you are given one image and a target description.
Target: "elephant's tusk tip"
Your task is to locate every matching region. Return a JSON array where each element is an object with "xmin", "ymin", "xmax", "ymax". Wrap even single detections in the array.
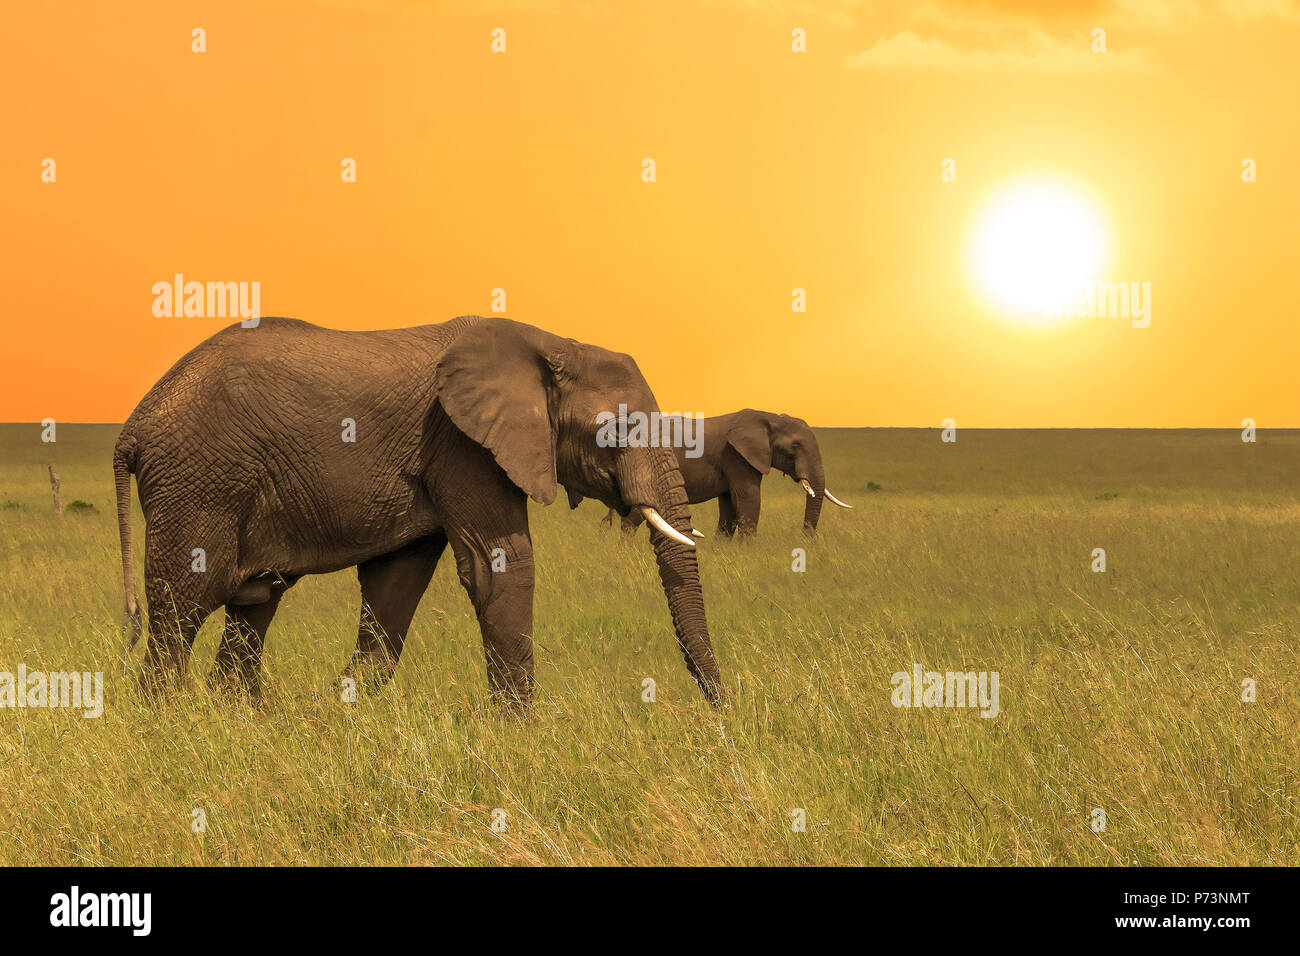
[
  {"xmin": 691, "ymin": 528, "xmax": 705, "ymax": 538},
  {"xmin": 640, "ymin": 507, "xmax": 696, "ymax": 548},
  {"xmin": 800, "ymin": 479, "xmax": 816, "ymax": 498},
  {"xmin": 824, "ymin": 489, "xmax": 853, "ymax": 509}
]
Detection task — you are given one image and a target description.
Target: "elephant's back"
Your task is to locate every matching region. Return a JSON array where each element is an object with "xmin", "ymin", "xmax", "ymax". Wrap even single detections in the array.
[
  {"xmin": 119, "ymin": 316, "xmax": 483, "ymax": 507},
  {"xmin": 120, "ymin": 317, "xmax": 483, "ymax": 547},
  {"xmin": 124, "ymin": 316, "xmax": 475, "ymax": 430}
]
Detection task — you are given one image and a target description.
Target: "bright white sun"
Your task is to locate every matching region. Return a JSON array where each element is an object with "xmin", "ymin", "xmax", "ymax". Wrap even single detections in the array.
[{"xmin": 968, "ymin": 179, "xmax": 1108, "ymax": 325}]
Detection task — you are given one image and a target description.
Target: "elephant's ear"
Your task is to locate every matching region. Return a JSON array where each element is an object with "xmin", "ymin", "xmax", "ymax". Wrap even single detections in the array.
[
  {"xmin": 726, "ymin": 416, "xmax": 772, "ymax": 475},
  {"xmin": 435, "ymin": 317, "xmax": 562, "ymax": 505}
]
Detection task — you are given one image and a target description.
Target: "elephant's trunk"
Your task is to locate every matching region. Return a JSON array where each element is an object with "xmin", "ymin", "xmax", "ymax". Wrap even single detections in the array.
[
  {"xmin": 617, "ymin": 447, "xmax": 723, "ymax": 705},
  {"xmin": 800, "ymin": 452, "xmax": 826, "ymax": 534}
]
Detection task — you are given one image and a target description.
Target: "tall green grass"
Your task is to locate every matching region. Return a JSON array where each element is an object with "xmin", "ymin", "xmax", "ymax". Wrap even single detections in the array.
[{"xmin": 1, "ymin": 424, "xmax": 1297, "ymax": 864}]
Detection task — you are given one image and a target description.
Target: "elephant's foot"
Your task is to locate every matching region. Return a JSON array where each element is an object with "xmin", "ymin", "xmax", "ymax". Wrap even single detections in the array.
[
  {"xmin": 206, "ymin": 661, "xmax": 264, "ymax": 700},
  {"xmin": 484, "ymin": 658, "xmax": 535, "ymax": 713},
  {"xmin": 487, "ymin": 683, "xmax": 534, "ymax": 714},
  {"xmin": 136, "ymin": 662, "xmax": 186, "ymax": 700},
  {"xmin": 340, "ymin": 650, "xmax": 400, "ymax": 691},
  {"xmin": 136, "ymin": 637, "xmax": 195, "ymax": 700}
]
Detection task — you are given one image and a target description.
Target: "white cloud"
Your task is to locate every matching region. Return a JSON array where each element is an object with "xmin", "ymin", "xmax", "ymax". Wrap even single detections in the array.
[
  {"xmin": 845, "ymin": 29, "xmax": 1155, "ymax": 72},
  {"xmin": 1217, "ymin": 0, "xmax": 1300, "ymax": 23}
]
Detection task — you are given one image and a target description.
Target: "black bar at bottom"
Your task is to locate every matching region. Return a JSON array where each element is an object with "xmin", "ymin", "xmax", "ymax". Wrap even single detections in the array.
[{"xmin": 0, "ymin": 865, "xmax": 1274, "ymax": 942}]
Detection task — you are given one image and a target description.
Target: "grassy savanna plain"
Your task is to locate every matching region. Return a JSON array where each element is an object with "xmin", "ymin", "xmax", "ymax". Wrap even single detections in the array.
[{"xmin": 1, "ymin": 424, "xmax": 1297, "ymax": 866}]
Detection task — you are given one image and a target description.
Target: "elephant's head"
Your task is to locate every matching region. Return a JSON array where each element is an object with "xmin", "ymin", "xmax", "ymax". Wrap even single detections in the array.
[
  {"xmin": 725, "ymin": 409, "xmax": 852, "ymax": 533},
  {"xmin": 435, "ymin": 316, "xmax": 722, "ymax": 704}
]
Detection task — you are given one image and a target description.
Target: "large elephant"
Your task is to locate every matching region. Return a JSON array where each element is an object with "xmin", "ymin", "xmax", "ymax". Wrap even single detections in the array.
[
  {"xmin": 113, "ymin": 315, "xmax": 723, "ymax": 706},
  {"xmin": 611, "ymin": 409, "xmax": 851, "ymax": 537}
]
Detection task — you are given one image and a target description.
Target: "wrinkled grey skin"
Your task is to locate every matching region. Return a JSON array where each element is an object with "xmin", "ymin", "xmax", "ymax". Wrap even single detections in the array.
[
  {"xmin": 114, "ymin": 316, "xmax": 722, "ymax": 706},
  {"xmin": 613, "ymin": 409, "xmax": 838, "ymax": 537}
]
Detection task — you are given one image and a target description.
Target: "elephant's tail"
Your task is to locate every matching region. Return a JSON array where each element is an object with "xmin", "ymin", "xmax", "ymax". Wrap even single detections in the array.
[{"xmin": 113, "ymin": 434, "xmax": 142, "ymax": 648}]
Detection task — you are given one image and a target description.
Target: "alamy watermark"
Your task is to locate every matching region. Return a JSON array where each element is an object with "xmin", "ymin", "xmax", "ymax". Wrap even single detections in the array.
[
  {"xmin": 50, "ymin": 886, "xmax": 151, "ymax": 936},
  {"xmin": 152, "ymin": 273, "xmax": 261, "ymax": 326},
  {"xmin": 0, "ymin": 666, "xmax": 103, "ymax": 718},
  {"xmin": 1046, "ymin": 281, "xmax": 1151, "ymax": 328},
  {"xmin": 595, "ymin": 404, "xmax": 703, "ymax": 458},
  {"xmin": 890, "ymin": 663, "xmax": 1000, "ymax": 718}
]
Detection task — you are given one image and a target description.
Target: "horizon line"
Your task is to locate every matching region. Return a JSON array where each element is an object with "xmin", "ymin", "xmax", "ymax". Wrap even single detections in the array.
[{"xmin": 5, "ymin": 422, "xmax": 1298, "ymax": 431}]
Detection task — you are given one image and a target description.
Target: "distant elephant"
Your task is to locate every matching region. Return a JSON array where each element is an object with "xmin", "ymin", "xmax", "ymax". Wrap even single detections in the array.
[
  {"xmin": 114, "ymin": 316, "xmax": 722, "ymax": 707},
  {"xmin": 610, "ymin": 409, "xmax": 852, "ymax": 537}
]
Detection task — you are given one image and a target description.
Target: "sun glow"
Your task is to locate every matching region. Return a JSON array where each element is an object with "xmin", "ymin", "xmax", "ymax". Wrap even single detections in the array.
[{"xmin": 968, "ymin": 179, "xmax": 1109, "ymax": 326}]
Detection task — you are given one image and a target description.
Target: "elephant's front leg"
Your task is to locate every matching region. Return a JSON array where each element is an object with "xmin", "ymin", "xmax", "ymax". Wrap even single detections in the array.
[
  {"xmin": 716, "ymin": 493, "xmax": 738, "ymax": 536},
  {"xmin": 447, "ymin": 519, "xmax": 536, "ymax": 707},
  {"xmin": 729, "ymin": 479, "xmax": 762, "ymax": 535},
  {"xmin": 436, "ymin": 447, "xmax": 537, "ymax": 706}
]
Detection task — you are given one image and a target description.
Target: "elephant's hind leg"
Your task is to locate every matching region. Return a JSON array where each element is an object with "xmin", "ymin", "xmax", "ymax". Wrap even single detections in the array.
[
  {"xmin": 139, "ymin": 522, "xmax": 236, "ymax": 696},
  {"xmin": 343, "ymin": 534, "xmax": 448, "ymax": 688},
  {"xmin": 141, "ymin": 583, "xmax": 214, "ymax": 697},
  {"xmin": 210, "ymin": 588, "xmax": 288, "ymax": 697}
]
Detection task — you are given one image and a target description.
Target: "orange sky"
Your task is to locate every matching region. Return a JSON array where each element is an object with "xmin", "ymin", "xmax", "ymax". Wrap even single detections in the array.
[{"xmin": 2, "ymin": 0, "xmax": 1297, "ymax": 426}]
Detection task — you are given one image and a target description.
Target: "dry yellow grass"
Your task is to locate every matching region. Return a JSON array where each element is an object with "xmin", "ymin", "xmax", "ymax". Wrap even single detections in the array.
[{"xmin": 1, "ymin": 425, "xmax": 1297, "ymax": 865}]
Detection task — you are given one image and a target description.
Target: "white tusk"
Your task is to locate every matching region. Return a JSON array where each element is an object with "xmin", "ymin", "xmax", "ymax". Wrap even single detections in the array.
[
  {"xmin": 691, "ymin": 528, "xmax": 705, "ymax": 538},
  {"xmin": 641, "ymin": 507, "xmax": 696, "ymax": 548},
  {"xmin": 800, "ymin": 479, "xmax": 816, "ymax": 498},
  {"xmin": 824, "ymin": 489, "xmax": 854, "ymax": 509}
]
